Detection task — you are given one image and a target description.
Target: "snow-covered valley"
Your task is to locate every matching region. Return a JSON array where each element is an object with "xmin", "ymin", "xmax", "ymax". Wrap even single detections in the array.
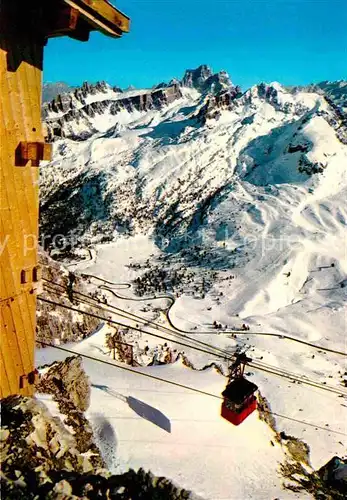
[{"xmin": 35, "ymin": 66, "xmax": 347, "ymax": 498}]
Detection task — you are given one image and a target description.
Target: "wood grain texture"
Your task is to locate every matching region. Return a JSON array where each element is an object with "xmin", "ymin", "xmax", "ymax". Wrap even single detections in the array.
[{"xmin": 0, "ymin": 30, "xmax": 43, "ymax": 397}]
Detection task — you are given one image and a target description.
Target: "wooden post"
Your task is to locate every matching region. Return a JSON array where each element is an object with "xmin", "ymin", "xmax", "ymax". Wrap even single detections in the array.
[
  {"xmin": 0, "ymin": 0, "xmax": 129, "ymax": 399},
  {"xmin": 0, "ymin": 8, "xmax": 45, "ymax": 397}
]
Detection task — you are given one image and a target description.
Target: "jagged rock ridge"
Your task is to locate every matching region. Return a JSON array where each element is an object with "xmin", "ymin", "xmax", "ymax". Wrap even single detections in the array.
[
  {"xmin": 40, "ymin": 69, "xmax": 347, "ymax": 249},
  {"xmin": 44, "ymin": 83, "xmax": 183, "ymax": 141},
  {"xmin": 42, "ymin": 81, "xmax": 75, "ymax": 103}
]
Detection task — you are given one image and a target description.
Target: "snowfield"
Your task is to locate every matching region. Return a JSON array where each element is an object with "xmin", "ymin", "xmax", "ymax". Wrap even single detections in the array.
[
  {"xmin": 37, "ymin": 329, "xmax": 313, "ymax": 500},
  {"xmin": 38, "ymin": 68, "xmax": 347, "ymax": 498}
]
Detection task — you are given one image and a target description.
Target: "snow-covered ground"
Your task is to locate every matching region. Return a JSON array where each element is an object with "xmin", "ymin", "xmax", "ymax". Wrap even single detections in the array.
[
  {"xmin": 37, "ymin": 229, "xmax": 347, "ymax": 498},
  {"xmin": 37, "ymin": 327, "xmax": 314, "ymax": 500}
]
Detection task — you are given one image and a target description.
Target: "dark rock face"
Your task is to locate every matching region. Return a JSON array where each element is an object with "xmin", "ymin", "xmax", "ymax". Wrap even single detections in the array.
[
  {"xmin": 318, "ymin": 456, "xmax": 347, "ymax": 493},
  {"xmin": 181, "ymin": 64, "xmax": 213, "ymax": 90},
  {"xmin": 110, "ymin": 84, "xmax": 182, "ymax": 114},
  {"xmin": 298, "ymin": 154, "xmax": 325, "ymax": 175},
  {"xmin": 181, "ymin": 65, "xmax": 234, "ymax": 95},
  {"xmin": 42, "ymin": 80, "xmax": 109, "ymax": 119},
  {"xmin": 196, "ymin": 87, "xmax": 242, "ymax": 123},
  {"xmin": 320, "ymin": 96, "xmax": 347, "ymax": 145},
  {"xmin": 197, "ymin": 83, "xmax": 309, "ymax": 122},
  {"xmin": 36, "ymin": 355, "xmax": 91, "ymax": 412},
  {"xmin": 203, "ymin": 70, "xmax": 234, "ymax": 94}
]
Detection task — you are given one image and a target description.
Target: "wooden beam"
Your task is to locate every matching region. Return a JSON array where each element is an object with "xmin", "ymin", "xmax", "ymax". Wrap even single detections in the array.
[
  {"xmin": 61, "ymin": 0, "xmax": 130, "ymax": 38},
  {"xmin": 46, "ymin": 6, "xmax": 80, "ymax": 37},
  {"xmin": 0, "ymin": 0, "xmax": 130, "ymax": 400}
]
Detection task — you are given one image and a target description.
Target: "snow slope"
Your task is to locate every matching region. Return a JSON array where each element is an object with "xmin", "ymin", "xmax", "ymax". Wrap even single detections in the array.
[{"xmin": 37, "ymin": 328, "xmax": 313, "ymax": 500}]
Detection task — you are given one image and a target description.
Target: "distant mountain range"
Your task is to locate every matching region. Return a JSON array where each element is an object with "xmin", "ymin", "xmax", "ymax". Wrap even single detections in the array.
[
  {"xmin": 42, "ymin": 82, "xmax": 76, "ymax": 103},
  {"xmin": 40, "ymin": 65, "xmax": 346, "ymax": 249}
]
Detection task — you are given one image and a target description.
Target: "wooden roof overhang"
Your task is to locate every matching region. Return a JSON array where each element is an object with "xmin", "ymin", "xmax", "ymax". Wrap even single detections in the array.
[
  {"xmin": 48, "ymin": 0, "xmax": 130, "ymax": 40},
  {"xmin": 0, "ymin": 0, "xmax": 130, "ymax": 44},
  {"xmin": 0, "ymin": 0, "xmax": 130, "ymax": 70}
]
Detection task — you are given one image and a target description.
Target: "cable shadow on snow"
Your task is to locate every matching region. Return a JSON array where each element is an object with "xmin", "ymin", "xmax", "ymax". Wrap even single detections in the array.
[{"xmin": 92, "ymin": 384, "xmax": 171, "ymax": 433}]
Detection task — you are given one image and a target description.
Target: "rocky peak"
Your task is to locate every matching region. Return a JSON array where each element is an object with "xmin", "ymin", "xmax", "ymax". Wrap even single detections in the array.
[
  {"xmin": 203, "ymin": 70, "xmax": 235, "ymax": 94},
  {"xmin": 42, "ymin": 80, "xmax": 110, "ymax": 118},
  {"xmin": 181, "ymin": 64, "xmax": 213, "ymax": 90},
  {"xmin": 169, "ymin": 77, "xmax": 180, "ymax": 86},
  {"xmin": 73, "ymin": 80, "xmax": 109, "ymax": 102},
  {"xmin": 196, "ymin": 86, "xmax": 243, "ymax": 123},
  {"xmin": 181, "ymin": 65, "xmax": 235, "ymax": 95}
]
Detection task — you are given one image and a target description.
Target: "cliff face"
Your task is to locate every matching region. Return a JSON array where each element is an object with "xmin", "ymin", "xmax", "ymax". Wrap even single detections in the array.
[
  {"xmin": 36, "ymin": 355, "xmax": 91, "ymax": 412},
  {"xmin": 42, "ymin": 81, "xmax": 111, "ymax": 116},
  {"xmin": 44, "ymin": 83, "xmax": 183, "ymax": 141},
  {"xmin": 181, "ymin": 65, "xmax": 213, "ymax": 90}
]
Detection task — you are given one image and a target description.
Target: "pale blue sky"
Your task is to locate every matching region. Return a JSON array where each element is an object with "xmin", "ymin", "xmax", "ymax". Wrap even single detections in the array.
[{"xmin": 44, "ymin": 0, "xmax": 347, "ymax": 90}]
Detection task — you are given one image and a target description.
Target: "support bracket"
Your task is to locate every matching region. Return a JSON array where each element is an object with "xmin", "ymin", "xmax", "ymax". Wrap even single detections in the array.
[
  {"xmin": 19, "ymin": 369, "xmax": 39, "ymax": 389},
  {"xmin": 17, "ymin": 142, "xmax": 52, "ymax": 167}
]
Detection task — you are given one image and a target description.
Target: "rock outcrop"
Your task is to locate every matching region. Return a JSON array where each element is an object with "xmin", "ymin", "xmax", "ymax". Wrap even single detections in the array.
[
  {"xmin": 42, "ymin": 81, "xmax": 110, "ymax": 118},
  {"xmin": 181, "ymin": 64, "xmax": 213, "ymax": 90},
  {"xmin": 196, "ymin": 87, "xmax": 242, "ymax": 123},
  {"xmin": 37, "ymin": 250, "xmax": 105, "ymax": 347},
  {"xmin": 0, "ymin": 395, "xmax": 105, "ymax": 499},
  {"xmin": 36, "ymin": 355, "xmax": 91, "ymax": 412},
  {"xmin": 1, "ymin": 393, "xmax": 202, "ymax": 499}
]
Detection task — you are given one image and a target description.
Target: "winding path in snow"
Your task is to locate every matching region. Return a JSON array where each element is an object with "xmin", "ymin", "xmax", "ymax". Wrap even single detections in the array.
[{"xmin": 82, "ymin": 273, "xmax": 346, "ymax": 356}]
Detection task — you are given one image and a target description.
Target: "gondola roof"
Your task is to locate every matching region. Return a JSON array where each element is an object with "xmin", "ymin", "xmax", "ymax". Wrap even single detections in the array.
[{"xmin": 222, "ymin": 378, "xmax": 258, "ymax": 404}]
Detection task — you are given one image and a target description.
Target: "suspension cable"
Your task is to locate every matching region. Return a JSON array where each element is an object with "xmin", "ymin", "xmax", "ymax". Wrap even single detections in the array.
[
  {"xmin": 36, "ymin": 340, "xmax": 347, "ymax": 437},
  {"xmin": 38, "ymin": 295, "xmax": 347, "ymax": 397}
]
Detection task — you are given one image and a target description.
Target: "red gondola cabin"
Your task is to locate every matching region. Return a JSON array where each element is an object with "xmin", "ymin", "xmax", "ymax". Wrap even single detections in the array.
[{"xmin": 221, "ymin": 353, "xmax": 258, "ymax": 425}]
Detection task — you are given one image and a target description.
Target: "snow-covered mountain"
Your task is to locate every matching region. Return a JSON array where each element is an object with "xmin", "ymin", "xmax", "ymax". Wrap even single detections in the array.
[
  {"xmin": 39, "ymin": 65, "xmax": 347, "ymax": 345},
  {"xmin": 38, "ymin": 66, "xmax": 347, "ymax": 498},
  {"xmin": 287, "ymin": 80, "xmax": 347, "ymax": 113},
  {"xmin": 40, "ymin": 65, "xmax": 346, "ymax": 247}
]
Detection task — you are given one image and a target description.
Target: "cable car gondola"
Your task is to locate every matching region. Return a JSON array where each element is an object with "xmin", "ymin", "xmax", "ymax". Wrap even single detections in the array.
[{"xmin": 221, "ymin": 353, "xmax": 258, "ymax": 425}]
